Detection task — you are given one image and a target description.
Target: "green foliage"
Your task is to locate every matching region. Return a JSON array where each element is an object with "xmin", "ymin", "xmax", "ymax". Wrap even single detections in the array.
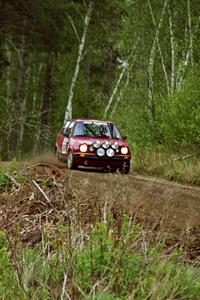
[
  {"xmin": 162, "ymin": 69, "xmax": 200, "ymax": 149},
  {"xmin": 8, "ymin": 158, "xmax": 17, "ymax": 174},
  {"xmin": 1, "ymin": 217, "xmax": 200, "ymax": 299},
  {"xmin": 0, "ymin": 168, "xmax": 6, "ymax": 189},
  {"xmin": 0, "ymin": 232, "xmax": 20, "ymax": 300}
]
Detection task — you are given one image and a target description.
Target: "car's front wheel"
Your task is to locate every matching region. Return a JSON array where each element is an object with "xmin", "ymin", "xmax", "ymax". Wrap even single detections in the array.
[
  {"xmin": 119, "ymin": 162, "xmax": 130, "ymax": 174},
  {"xmin": 55, "ymin": 147, "xmax": 61, "ymax": 161},
  {"xmin": 67, "ymin": 151, "xmax": 77, "ymax": 170}
]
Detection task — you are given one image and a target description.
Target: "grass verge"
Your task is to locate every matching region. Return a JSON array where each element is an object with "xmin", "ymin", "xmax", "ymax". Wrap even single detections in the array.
[{"xmin": 133, "ymin": 150, "xmax": 200, "ymax": 186}]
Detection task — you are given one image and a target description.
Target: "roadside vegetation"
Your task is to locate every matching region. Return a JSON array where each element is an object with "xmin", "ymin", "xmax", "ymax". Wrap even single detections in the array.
[
  {"xmin": 1, "ymin": 218, "xmax": 200, "ymax": 300},
  {"xmin": 133, "ymin": 149, "xmax": 200, "ymax": 186}
]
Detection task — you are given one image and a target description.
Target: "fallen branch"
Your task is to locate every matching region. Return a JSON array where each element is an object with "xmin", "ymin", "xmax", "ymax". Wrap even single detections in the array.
[
  {"xmin": 32, "ymin": 180, "xmax": 52, "ymax": 206},
  {"xmin": 5, "ymin": 173, "xmax": 21, "ymax": 189},
  {"xmin": 26, "ymin": 162, "xmax": 56, "ymax": 170}
]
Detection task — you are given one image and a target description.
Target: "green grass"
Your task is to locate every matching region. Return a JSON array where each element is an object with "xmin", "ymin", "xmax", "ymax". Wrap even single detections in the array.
[{"xmin": 1, "ymin": 216, "xmax": 200, "ymax": 300}]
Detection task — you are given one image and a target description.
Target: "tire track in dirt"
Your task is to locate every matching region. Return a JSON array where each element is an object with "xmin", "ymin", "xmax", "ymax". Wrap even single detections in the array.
[
  {"xmin": 71, "ymin": 170, "xmax": 200, "ymax": 231},
  {"xmin": 70, "ymin": 169, "xmax": 200, "ymax": 258}
]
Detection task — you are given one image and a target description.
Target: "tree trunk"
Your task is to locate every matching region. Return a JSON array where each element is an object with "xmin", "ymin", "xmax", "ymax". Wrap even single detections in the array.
[
  {"xmin": 17, "ymin": 62, "xmax": 31, "ymax": 159},
  {"xmin": 37, "ymin": 57, "xmax": 53, "ymax": 152},
  {"xmin": 148, "ymin": 0, "xmax": 169, "ymax": 95},
  {"xmin": 110, "ymin": 71, "xmax": 130, "ymax": 117},
  {"xmin": 64, "ymin": 1, "xmax": 94, "ymax": 125},
  {"xmin": 5, "ymin": 42, "xmax": 12, "ymax": 100},
  {"xmin": 168, "ymin": 5, "xmax": 175, "ymax": 92},
  {"xmin": 9, "ymin": 35, "xmax": 26, "ymax": 159},
  {"xmin": 147, "ymin": 0, "xmax": 167, "ymax": 120},
  {"xmin": 104, "ymin": 66, "xmax": 127, "ymax": 118}
]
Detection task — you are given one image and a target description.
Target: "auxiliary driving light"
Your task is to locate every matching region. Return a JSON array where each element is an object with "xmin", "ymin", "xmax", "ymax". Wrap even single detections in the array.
[
  {"xmin": 96, "ymin": 147, "xmax": 105, "ymax": 157},
  {"xmin": 93, "ymin": 140, "xmax": 101, "ymax": 148},
  {"xmin": 106, "ymin": 148, "xmax": 115, "ymax": 157},
  {"xmin": 111, "ymin": 141, "xmax": 119, "ymax": 149},
  {"xmin": 121, "ymin": 147, "xmax": 128, "ymax": 155},
  {"xmin": 102, "ymin": 141, "xmax": 110, "ymax": 149},
  {"xmin": 80, "ymin": 144, "xmax": 87, "ymax": 152}
]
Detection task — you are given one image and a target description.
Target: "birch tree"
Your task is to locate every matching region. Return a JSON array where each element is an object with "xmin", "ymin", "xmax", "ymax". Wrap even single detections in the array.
[
  {"xmin": 168, "ymin": 5, "xmax": 175, "ymax": 92},
  {"xmin": 147, "ymin": 0, "xmax": 168, "ymax": 119},
  {"xmin": 64, "ymin": 1, "xmax": 94, "ymax": 125},
  {"xmin": 176, "ymin": 0, "xmax": 194, "ymax": 90},
  {"xmin": 148, "ymin": 0, "xmax": 169, "ymax": 95},
  {"xmin": 104, "ymin": 58, "xmax": 129, "ymax": 118}
]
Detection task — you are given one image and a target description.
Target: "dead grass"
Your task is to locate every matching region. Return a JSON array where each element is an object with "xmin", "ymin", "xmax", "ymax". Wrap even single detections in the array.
[{"xmin": 133, "ymin": 150, "xmax": 200, "ymax": 186}]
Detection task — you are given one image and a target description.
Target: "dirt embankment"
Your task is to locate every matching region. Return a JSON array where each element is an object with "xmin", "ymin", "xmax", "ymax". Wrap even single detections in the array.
[{"xmin": 1, "ymin": 161, "xmax": 200, "ymax": 260}]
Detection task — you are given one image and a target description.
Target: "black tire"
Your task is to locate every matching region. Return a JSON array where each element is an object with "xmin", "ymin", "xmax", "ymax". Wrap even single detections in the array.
[
  {"xmin": 119, "ymin": 163, "xmax": 130, "ymax": 174},
  {"xmin": 55, "ymin": 147, "xmax": 61, "ymax": 161},
  {"xmin": 67, "ymin": 151, "xmax": 77, "ymax": 170}
]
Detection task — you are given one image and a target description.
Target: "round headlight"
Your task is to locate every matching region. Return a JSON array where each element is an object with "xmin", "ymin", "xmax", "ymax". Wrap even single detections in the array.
[
  {"xmin": 96, "ymin": 147, "xmax": 105, "ymax": 157},
  {"xmin": 102, "ymin": 141, "xmax": 110, "ymax": 149},
  {"xmin": 106, "ymin": 148, "xmax": 115, "ymax": 157},
  {"xmin": 80, "ymin": 144, "xmax": 87, "ymax": 152},
  {"xmin": 93, "ymin": 140, "xmax": 101, "ymax": 148},
  {"xmin": 111, "ymin": 141, "xmax": 119, "ymax": 149},
  {"xmin": 121, "ymin": 147, "xmax": 128, "ymax": 155}
]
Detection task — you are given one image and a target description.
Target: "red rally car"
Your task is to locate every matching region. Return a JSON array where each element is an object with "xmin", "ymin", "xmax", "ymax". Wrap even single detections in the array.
[{"xmin": 55, "ymin": 119, "xmax": 131, "ymax": 173}]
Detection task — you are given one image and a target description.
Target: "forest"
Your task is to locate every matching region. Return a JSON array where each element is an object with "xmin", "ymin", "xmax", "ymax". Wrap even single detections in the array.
[{"xmin": 0, "ymin": 0, "xmax": 199, "ymax": 161}]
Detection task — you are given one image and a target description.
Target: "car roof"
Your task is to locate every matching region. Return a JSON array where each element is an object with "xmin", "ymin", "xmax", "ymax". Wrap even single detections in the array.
[{"xmin": 65, "ymin": 119, "xmax": 114, "ymax": 125}]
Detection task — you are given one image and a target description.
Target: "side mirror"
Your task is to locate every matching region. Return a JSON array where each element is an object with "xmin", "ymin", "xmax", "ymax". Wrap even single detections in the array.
[{"xmin": 63, "ymin": 132, "xmax": 70, "ymax": 138}]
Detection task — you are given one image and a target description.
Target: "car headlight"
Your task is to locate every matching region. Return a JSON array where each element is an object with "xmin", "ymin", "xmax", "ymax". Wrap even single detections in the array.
[
  {"xmin": 111, "ymin": 141, "xmax": 119, "ymax": 149},
  {"xmin": 93, "ymin": 140, "xmax": 101, "ymax": 148},
  {"xmin": 80, "ymin": 144, "xmax": 87, "ymax": 152},
  {"xmin": 121, "ymin": 147, "xmax": 128, "ymax": 154},
  {"xmin": 102, "ymin": 141, "xmax": 110, "ymax": 149},
  {"xmin": 96, "ymin": 147, "xmax": 105, "ymax": 157},
  {"xmin": 106, "ymin": 148, "xmax": 115, "ymax": 157}
]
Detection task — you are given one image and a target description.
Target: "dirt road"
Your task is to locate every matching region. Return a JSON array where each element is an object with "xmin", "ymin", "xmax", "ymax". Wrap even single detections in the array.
[
  {"xmin": 71, "ymin": 169, "xmax": 200, "ymax": 232},
  {"xmin": 1, "ymin": 161, "xmax": 200, "ymax": 258},
  {"xmin": 70, "ymin": 169, "xmax": 200, "ymax": 258}
]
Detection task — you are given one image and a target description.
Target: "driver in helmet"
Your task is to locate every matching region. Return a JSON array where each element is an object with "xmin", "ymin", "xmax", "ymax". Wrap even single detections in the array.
[{"xmin": 99, "ymin": 125, "xmax": 108, "ymax": 137}]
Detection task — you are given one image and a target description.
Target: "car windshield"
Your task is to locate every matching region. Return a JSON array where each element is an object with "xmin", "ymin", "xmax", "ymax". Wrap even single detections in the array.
[{"xmin": 73, "ymin": 121, "xmax": 121, "ymax": 139}]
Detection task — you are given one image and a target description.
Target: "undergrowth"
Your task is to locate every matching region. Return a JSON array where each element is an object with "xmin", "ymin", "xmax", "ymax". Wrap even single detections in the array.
[{"xmin": 0, "ymin": 215, "xmax": 200, "ymax": 300}]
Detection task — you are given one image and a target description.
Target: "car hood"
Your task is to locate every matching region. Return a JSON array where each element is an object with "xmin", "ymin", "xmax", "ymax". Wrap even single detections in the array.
[{"xmin": 70, "ymin": 136, "xmax": 128, "ymax": 147}]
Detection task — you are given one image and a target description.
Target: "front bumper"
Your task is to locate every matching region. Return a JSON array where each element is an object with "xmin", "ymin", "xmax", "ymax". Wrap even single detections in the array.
[{"xmin": 73, "ymin": 153, "xmax": 131, "ymax": 168}]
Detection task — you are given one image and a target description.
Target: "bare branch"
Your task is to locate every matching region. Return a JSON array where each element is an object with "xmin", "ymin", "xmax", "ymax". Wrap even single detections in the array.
[
  {"xmin": 65, "ymin": 12, "xmax": 80, "ymax": 42},
  {"xmin": 32, "ymin": 180, "xmax": 51, "ymax": 206}
]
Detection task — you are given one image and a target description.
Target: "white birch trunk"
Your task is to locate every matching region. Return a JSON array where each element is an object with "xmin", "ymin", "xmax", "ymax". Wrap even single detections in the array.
[
  {"xmin": 104, "ymin": 66, "xmax": 127, "ymax": 118},
  {"xmin": 168, "ymin": 6, "xmax": 175, "ymax": 92},
  {"xmin": 177, "ymin": 49, "xmax": 191, "ymax": 91},
  {"xmin": 64, "ymin": 1, "xmax": 94, "ymax": 125},
  {"xmin": 110, "ymin": 72, "xmax": 130, "ymax": 117},
  {"xmin": 187, "ymin": 0, "xmax": 193, "ymax": 66},
  {"xmin": 148, "ymin": 0, "xmax": 169, "ymax": 97},
  {"xmin": 5, "ymin": 42, "xmax": 11, "ymax": 100},
  {"xmin": 32, "ymin": 63, "xmax": 43, "ymax": 113},
  {"xmin": 176, "ymin": 1, "xmax": 194, "ymax": 90}
]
